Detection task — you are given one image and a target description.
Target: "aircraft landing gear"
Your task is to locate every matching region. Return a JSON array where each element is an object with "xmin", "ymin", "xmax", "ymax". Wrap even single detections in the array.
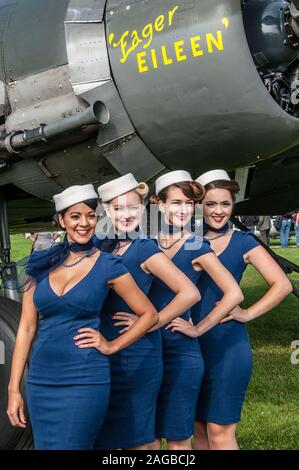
[
  {"xmin": 0, "ymin": 190, "xmax": 33, "ymax": 450},
  {"xmin": 0, "ymin": 192, "xmax": 19, "ymax": 302}
]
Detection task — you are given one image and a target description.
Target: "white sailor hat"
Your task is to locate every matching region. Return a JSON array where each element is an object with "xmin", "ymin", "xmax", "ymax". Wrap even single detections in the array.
[
  {"xmin": 155, "ymin": 170, "xmax": 193, "ymax": 195},
  {"xmin": 97, "ymin": 173, "xmax": 149, "ymax": 203},
  {"xmin": 196, "ymin": 169, "xmax": 231, "ymax": 187},
  {"xmin": 53, "ymin": 184, "xmax": 98, "ymax": 212}
]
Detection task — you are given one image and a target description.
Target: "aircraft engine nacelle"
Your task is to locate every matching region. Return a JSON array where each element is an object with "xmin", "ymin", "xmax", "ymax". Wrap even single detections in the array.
[{"xmin": 105, "ymin": 0, "xmax": 299, "ymax": 171}]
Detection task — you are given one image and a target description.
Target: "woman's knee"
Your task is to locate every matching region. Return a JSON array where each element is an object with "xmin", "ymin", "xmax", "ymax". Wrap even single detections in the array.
[
  {"xmin": 167, "ymin": 439, "xmax": 192, "ymax": 451},
  {"xmin": 207, "ymin": 423, "xmax": 237, "ymax": 449}
]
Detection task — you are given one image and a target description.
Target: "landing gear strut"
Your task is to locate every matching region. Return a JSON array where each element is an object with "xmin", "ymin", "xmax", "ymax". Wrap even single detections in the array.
[
  {"xmin": 0, "ymin": 191, "xmax": 19, "ymax": 302},
  {"xmin": 0, "ymin": 191, "xmax": 33, "ymax": 449}
]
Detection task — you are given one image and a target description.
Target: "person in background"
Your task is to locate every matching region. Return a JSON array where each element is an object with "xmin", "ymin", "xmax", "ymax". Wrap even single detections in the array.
[
  {"xmin": 280, "ymin": 214, "xmax": 292, "ymax": 248},
  {"xmin": 292, "ymin": 212, "xmax": 299, "ymax": 248},
  {"xmin": 240, "ymin": 215, "xmax": 259, "ymax": 234},
  {"xmin": 25, "ymin": 232, "xmax": 61, "ymax": 252},
  {"xmin": 257, "ymin": 216, "xmax": 271, "ymax": 247},
  {"xmin": 24, "ymin": 233, "xmax": 36, "ymax": 243}
]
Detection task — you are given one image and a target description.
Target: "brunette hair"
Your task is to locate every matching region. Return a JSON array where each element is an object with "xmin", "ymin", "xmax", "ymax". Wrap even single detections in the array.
[
  {"xmin": 54, "ymin": 199, "xmax": 98, "ymax": 229},
  {"xmin": 204, "ymin": 180, "xmax": 240, "ymax": 202},
  {"xmin": 149, "ymin": 181, "xmax": 205, "ymax": 204}
]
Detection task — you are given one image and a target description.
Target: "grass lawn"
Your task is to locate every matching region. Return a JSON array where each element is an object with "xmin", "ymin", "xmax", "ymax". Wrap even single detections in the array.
[
  {"xmin": 237, "ymin": 238, "xmax": 299, "ymax": 450},
  {"xmin": 8, "ymin": 234, "xmax": 299, "ymax": 450},
  {"xmin": 9, "ymin": 234, "xmax": 32, "ymax": 261}
]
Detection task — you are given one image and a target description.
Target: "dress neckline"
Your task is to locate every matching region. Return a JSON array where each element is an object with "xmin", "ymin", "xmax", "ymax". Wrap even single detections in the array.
[
  {"xmin": 48, "ymin": 251, "xmax": 104, "ymax": 298},
  {"xmin": 159, "ymin": 234, "xmax": 195, "ymax": 261},
  {"xmin": 209, "ymin": 230, "xmax": 237, "ymax": 258},
  {"xmin": 113, "ymin": 239, "xmax": 135, "ymax": 257}
]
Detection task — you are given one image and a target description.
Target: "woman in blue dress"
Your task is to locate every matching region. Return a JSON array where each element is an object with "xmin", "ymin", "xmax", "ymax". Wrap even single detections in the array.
[
  {"xmin": 115, "ymin": 171, "xmax": 244, "ymax": 450},
  {"xmin": 92, "ymin": 173, "xmax": 201, "ymax": 450},
  {"xmin": 169, "ymin": 170, "xmax": 293, "ymax": 450},
  {"xmin": 7, "ymin": 184, "xmax": 159, "ymax": 450}
]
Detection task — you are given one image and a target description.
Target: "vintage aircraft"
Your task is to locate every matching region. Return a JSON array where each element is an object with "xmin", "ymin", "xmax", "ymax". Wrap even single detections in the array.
[{"xmin": 0, "ymin": 0, "xmax": 299, "ymax": 449}]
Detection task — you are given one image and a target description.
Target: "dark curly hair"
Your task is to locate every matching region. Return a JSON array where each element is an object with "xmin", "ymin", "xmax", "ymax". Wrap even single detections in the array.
[
  {"xmin": 54, "ymin": 199, "xmax": 98, "ymax": 229},
  {"xmin": 204, "ymin": 180, "xmax": 240, "ymax": 202},
  {"xmin": 149, "ymin": 181, "xmax": 205, "ymax": 205}
]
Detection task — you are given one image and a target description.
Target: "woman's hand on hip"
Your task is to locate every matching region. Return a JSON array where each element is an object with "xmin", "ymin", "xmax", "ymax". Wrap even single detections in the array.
[
  {"xmin": 220, "ymin": 306, "xmax": 252, "ymax": 324},
  {"xmin": 112, "ymin": 312, "xmax": 138, "ymax": 334},
  {"xmin": 74, "ymin": 328, "xmax": 117, "ymax": 355},
  {"xmin": 166, "ymin": 317, "xmax": 198, "ymax": 337}
]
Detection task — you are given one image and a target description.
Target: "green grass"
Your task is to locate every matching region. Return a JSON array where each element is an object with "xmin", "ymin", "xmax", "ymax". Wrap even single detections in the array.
[
  {"xmin": 8, "ymin": 234, "xmax": 299, "ymax": 450},
  {"xmin": 237, "ymin": 239, "xmax": 299, "ymax": 450},
  {"xmin": 9, "ymin": 234, "xmax": 32, "ymax": 261}
]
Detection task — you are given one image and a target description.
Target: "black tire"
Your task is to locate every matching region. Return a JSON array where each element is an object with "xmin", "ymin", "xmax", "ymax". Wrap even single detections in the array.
[{"xmin": 0, "ymin": 297, "xmax": 33, "ymax": 450}]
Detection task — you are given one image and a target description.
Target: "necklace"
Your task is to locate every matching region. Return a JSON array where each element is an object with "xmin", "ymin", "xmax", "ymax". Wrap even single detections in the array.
[
  {"xmin": 206, "ymin": 228, "xmax": 231, "ymax": 241},
  {"xmin": 113, "ymin": 240, "xmax": 132, "ymax": 255},
  {"xmin": 158, "ymin": 233, "xmax": 184, "ymax": 250},
  {"xmin": 62, "ymin": 249, "xmax": 94, "ymax": 268}
]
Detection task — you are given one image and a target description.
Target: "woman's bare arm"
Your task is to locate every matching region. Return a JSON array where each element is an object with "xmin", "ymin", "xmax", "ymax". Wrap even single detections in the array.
[
  {"xmin": 221, "ymin": 246, "xmax": 292, "ymax": 323},
  {"xmin": 112, "ymin": 253, "xmax": 200, "ymax": 333},
  {"xmin": 75, "ymin": 273, "xmax": 158, "ymax": 354},
  {"xmin": 170, "ymin": 253, "xmax": 244, "ymax": 337},
  {"xmin": 143, "ymin": 253, "xmax": 200, "ymax": 328},
  {"xmin": 7, "ymin": 285, "xmax": 38, "ymax": 427}
]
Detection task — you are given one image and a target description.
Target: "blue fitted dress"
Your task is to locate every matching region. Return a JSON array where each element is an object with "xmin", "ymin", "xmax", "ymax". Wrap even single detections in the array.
[
  {"xmin": 192, "ymin": 230, "xmax": 260, "ymax": 424},
  {"xmin": 94, "ymin": 238, "xmax": 163, "ymax": 449},
  {"xmin": 26, "ymin": 251, "xmax": 128, "ymax": 450},
  {"xmin": 149, "ymin": 235, "xmax": 213, "ymax": 441}
]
